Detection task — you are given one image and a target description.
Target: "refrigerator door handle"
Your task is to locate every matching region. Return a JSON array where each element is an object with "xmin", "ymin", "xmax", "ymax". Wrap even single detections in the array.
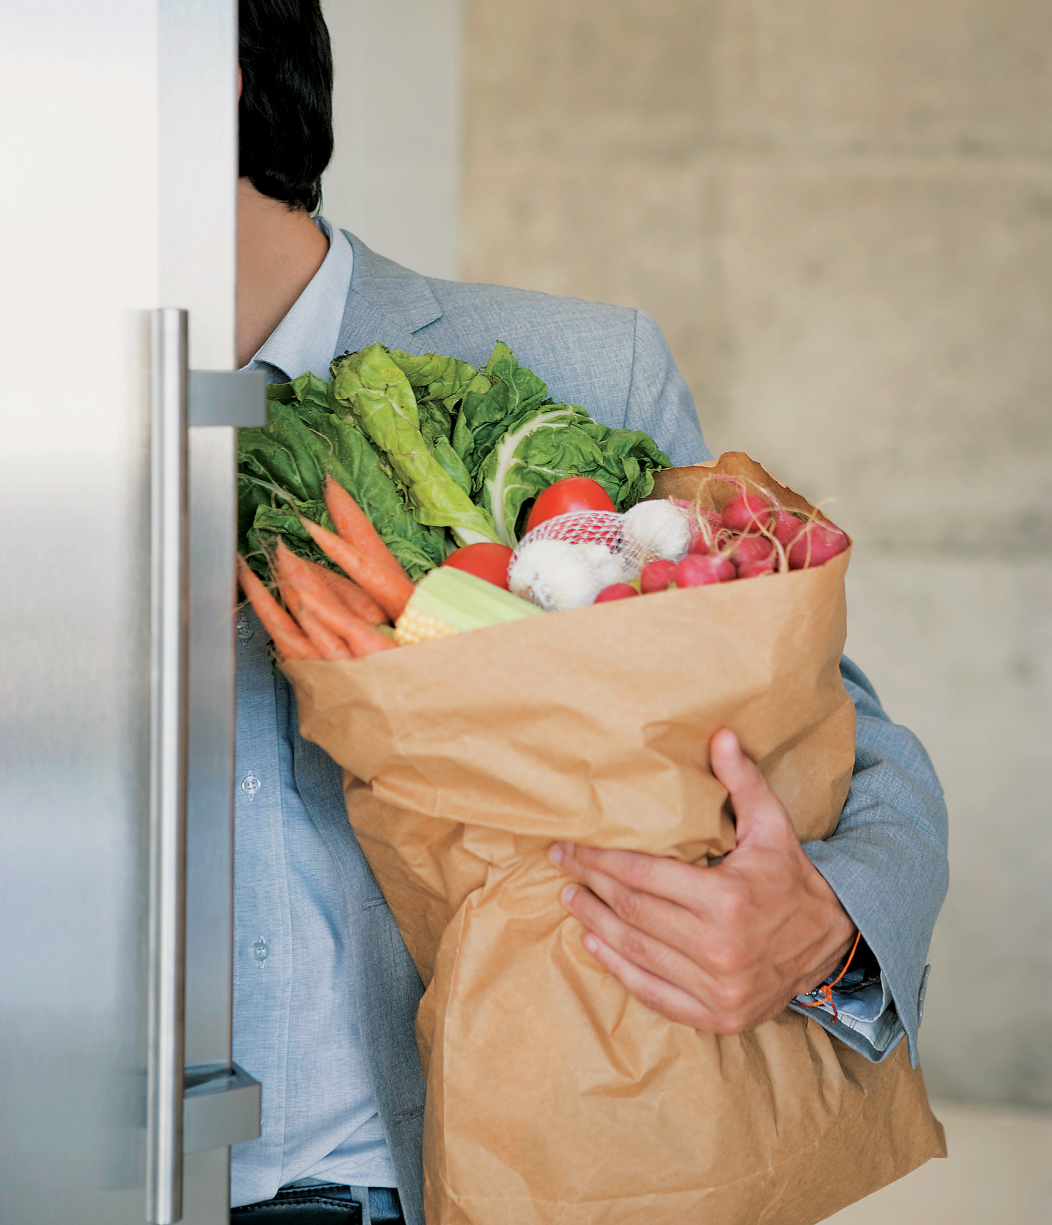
[
  {"xmin": 146, "ymin": 308, "xmax": 190, "ymax": 1225},
  {"xmin": 188, "ymin": 369, "xmax": 267, "ymax": 427},
  {"xmin": 183, "ymin": 1061, "xmax": 262, "ymax": 1155}
]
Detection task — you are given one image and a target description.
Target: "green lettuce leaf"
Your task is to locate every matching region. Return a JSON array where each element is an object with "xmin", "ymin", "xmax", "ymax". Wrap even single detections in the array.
[
  {"xmin": 386, "ymin": 350, "xmax": 490, "ymax": 416},
  {"xmin": 237, "ymin": 371, "xmax": 448, "ymax": 580},
  {"xmin": 381, "ymin": 352, "xmax": 485, "ymax": 495},
  {"xmin": 243, "ymin": 490, "xmax": 332, "ymax": 568},
  {"xmin": 477, "ymin": 404, "xmax": 672, "ymax": 546},
  {"xmin": 453, "ymin": 342, "xmax": 551, "ymax": 474},
  {"xmin": 331, "ymin": 343, "xmax": 502, "ymax": 546}
]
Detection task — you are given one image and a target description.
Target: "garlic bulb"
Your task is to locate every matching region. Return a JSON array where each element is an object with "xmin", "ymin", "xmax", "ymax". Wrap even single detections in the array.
[
  {"xmin": 619, "ymin": 499, "xmax": 692, "ymax": 566},
  {"xmin": 509, "ymin": 539, "xmax": 629, "ymax": 611}
]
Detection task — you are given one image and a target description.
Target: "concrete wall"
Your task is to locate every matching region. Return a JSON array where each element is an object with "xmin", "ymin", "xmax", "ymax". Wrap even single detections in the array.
[
  {"xmin": 463, "ymin": 1, "xmax": 1052, "ymax": 1106},
  {"xmin": 321, "ymin": 0, "xmax": 461, "ymax": 280}
]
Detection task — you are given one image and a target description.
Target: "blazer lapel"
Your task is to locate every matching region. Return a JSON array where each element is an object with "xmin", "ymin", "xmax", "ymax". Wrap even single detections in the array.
[{"xmin": 335, "ymin": 231, "xmax": 444, "ymax": 358}]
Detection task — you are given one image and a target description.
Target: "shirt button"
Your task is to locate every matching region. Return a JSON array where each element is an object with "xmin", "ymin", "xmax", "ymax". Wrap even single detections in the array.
[
  {"xmin": 251, "ymin": 937, "xmax": 268, "ymax": 968},
  {"xmin": 236, "ymin": 616, "xmax": 254, "ymax": 643},
  {"xmin": 241, "ymin": 772, "xmax": 262, "ymax": 800}
]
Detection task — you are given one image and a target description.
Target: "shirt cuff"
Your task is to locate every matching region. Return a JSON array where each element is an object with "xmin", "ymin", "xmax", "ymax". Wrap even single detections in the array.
[{"xmin": 791, "ymin": 968, "xmax": 904, "ymax": 1061}]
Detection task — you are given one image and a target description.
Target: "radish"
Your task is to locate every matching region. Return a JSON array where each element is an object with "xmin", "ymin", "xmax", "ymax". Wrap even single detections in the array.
[
  {"xmin": 786, "ymin": 522, "xmax": 849, "ymax": 569},
  {"xmin": 737, "ymin": 556, "xmax": 778, "ymax": 579},
  {"xmin": 730, "ymin": 535, "xmax": 774, "ymax": 567},
  {"xmin": 671, "ymin": 499, "xmax": 724, "ymax": 555},
  {"xmin": 690, "ymin": 511, "xmax": 725, "ymax": 554},
  {"xmin": 594, "ymin": 583, "xmax": 639, "ymax": 603},
  {"xmin": 673, "ymin": 554, "xmax": 735, "ymax": 587},
  {"xmin": 773, "ymin": 508, "xmax": 803, "ymax": 544},
  {"xmin": 722, "ymin": 493, "xmax": 774, "ymax": 534},
  {"xmin": 641, "ymin": 559, "xmax": 677, "ymax": 593}
]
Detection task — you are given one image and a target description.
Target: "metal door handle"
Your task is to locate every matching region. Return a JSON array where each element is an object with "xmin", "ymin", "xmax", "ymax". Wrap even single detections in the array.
[
  {"xmin": 183, "ymin": 1061, "xmax": 262, "ymax": 1154},
  {"xmin": 188, "ymin": 368, "xmax": 267, "ymax": 426},
  {"xmin": 146, "ymin": 309, "xmax": 190, "ymax": 1225}
]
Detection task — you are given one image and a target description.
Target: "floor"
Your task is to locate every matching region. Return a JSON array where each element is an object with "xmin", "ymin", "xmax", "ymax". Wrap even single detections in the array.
[{"xmin": 825, "ymin": 1100, "xmax": 1052, "ymax": 1224}]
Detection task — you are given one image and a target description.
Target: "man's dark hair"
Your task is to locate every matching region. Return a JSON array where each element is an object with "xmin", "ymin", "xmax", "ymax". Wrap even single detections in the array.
[{"xmin": 239, "ymin": 0, "xmax": 334, "ymax": 212}]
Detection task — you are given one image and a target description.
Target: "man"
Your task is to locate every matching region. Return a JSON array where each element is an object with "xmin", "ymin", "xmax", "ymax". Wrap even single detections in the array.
[{"xmin": 231, "ymin": 4, "xmax": 948, "ymax": 1222}]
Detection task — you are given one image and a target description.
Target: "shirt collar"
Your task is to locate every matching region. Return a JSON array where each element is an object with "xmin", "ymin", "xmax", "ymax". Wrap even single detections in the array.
[{"xmin": 243, "ymin": 217, "xmax": 354, "ymax": 383}]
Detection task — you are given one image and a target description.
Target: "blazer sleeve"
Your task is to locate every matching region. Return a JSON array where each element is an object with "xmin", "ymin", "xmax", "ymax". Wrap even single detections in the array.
[
  {"xmin": 795, "ymin": 659, "xmax": 948, "ymax": 1065},
  {"xmin": 624, "ymin": 311, "xmax": 712, "ymax": 464},
  {"xmin": 623, "ymin": 310, "xmax": 949, "ymax": 1066}
]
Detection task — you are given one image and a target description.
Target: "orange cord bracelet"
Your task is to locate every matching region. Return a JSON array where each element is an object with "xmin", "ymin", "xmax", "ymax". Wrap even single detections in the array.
[{"xmin": 799, "ymin": 929, "xmax": 863, "ymax": 1022}]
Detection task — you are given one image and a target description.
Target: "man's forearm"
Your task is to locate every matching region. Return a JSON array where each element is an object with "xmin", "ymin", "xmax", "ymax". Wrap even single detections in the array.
[
  {"xmin": 799, "ymin": 657, "xmax": 949, "ymax": 1063},
  {"xmin": 625, "ymin": 322, "xmax": 949, "ymax": 1062}
]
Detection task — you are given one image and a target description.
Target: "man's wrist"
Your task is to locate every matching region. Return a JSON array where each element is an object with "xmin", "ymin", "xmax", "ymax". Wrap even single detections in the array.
[
  {"xmin": 797, "ymin": 864, "xmax": 857, "ymax": 996},
  {"xmin": 826, "ymin": 934, "xmax": 882, "ymax": 994}
]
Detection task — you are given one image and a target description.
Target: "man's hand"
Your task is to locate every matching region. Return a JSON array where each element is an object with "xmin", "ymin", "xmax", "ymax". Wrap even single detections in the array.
[{"xmin": 547, "ymin": 728, "xmax": 857, "ymax": 1033}]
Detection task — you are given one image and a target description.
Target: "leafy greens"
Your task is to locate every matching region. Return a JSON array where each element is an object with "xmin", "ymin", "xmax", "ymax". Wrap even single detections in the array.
[
  {"xmin": 331, "ymin": 344, "xmax": 502, "ymax": 546},
  {"xmin": 237, "ymin": 371, "xmax": 448, "ymax": 580},
  {"xmin": 236, "ymin": 340, "xmax": 671, "ymax": 582}
]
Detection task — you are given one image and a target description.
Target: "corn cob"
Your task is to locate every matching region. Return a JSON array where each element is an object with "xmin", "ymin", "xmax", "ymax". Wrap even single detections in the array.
[{"xmin": 393, "ymin": 565, "xmax": 544, "ymax": 645}]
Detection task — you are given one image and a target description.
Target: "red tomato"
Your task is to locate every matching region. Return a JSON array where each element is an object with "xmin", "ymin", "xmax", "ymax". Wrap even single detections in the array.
[
  {"xmin": 442, "ymin": 543, "xmax": 514, "ymax": 589},
  {"xmin": 524, "ymin": 477, "xmax": 615, "ymax": 534}
]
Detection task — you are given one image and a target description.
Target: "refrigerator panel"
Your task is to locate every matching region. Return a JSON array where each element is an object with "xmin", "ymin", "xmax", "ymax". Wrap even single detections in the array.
[
  {"xmin": 159, "ymin": 0, "xmax": 238, "ymax": 372},
  {"xmin": 0, "ymin": 3, "xmax": 159, "ymax": 1205},
  {"xmin": 158, "ymin": 1, "xmax": 246, "ymax": 1220},
  {"xmin": 158, "ymin": 0, "xmax": 242, "ymax": 1138},
  {"xmin": 1, "ymin": 0, "xmax": 243, "ymax": 1221}
]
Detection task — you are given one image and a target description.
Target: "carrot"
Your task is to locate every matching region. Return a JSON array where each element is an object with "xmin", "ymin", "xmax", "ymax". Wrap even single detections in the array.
[
  {"xmin": 300, "ymin": 517, "xmax": 416, "ymax": 621},
  {"xmin": 319, "ymin": 565, "xmax": 389, "ymax": 627},
  {"xmin": 324, "ymin": 476, "xmax": 411, "ymax": 583},
  {"xmin": 288, "ymin": 575, "xmax": 394, "ymax": 658},
  {"xmin": 272, "ymin": 542, "xmax": 372, "ymax": 646},
  {"xmin": 327, "ymin": 610, "xmax": 397, "ymax": 657},
  {"xmin": 287, "ymin": 593, "xmax": 355, "ymax": 660},
  {"xmin": 296, "ymin": 553, "xmax": 389, "ymax": 627},
  {"xmin": 273, "ymin": 543, "xmax": 396, "ymax": 658},
  {"xmin": 236, "ymin": 554, "xmax": 319, "ymax": 661}
]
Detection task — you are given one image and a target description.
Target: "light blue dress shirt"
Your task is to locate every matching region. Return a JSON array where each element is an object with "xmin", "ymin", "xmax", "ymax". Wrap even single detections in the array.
[{"xmin": 230, "ymin": 219, "xmax": 399, "ymax": 1208}]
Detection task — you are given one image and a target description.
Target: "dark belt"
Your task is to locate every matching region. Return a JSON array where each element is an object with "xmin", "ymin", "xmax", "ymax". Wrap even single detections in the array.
[{"xmin": 232, "ymin": 1184, "xmax": 404, "ymax": 1224}]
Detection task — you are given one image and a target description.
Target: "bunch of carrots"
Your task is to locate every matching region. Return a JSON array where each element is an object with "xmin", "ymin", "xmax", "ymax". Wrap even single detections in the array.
[{"xmin": 236, "ymin": 476, "xmax": 415, "ymax": 661}]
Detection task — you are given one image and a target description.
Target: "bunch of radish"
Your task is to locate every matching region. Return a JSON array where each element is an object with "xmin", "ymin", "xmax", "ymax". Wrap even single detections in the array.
[{"xmin": 595, "ymin": 485, "xmax": 849, "ymax": 603}]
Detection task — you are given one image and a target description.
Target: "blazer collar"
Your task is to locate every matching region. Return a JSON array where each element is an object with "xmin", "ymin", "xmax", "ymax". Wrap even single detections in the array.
[{"xmin": 334, "ymin": 230, "xmax": 444, "ymax": 358}]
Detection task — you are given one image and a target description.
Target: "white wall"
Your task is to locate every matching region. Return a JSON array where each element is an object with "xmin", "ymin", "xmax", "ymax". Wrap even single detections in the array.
[{"xmin": 321, "ymin": 0, "xmax": 462, "ymax": 281}]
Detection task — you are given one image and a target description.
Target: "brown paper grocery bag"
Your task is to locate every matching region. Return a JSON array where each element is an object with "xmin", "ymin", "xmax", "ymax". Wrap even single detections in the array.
[{"xmin": 284, "ymin": 454, "xmax": 945, "ymax": 1225}]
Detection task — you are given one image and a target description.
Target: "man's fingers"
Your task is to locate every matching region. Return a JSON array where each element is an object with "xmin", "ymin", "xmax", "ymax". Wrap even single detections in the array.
[
  {"xmin": 709, "ymin": 728, "xmax": 794, "ymax": 847},
  {"xmin": 709, "ymin": 728, "xmax": 767, "ymax": 807},
  {"xmin": 576, "ymin": 932, "xmax": 721, "ymax": 1031},
  {"xmin": 548, "ymin": 842, "xmax": 715, "ymax": 912},
  {"xmin": 559, "ymin": 879, "xmax": 713, "ymax": 989}
]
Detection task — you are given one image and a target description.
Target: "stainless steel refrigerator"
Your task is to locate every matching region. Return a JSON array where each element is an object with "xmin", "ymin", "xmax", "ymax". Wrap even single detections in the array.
[{"xmin": 1, "ymin": 2, "xmax": 259, "ymax": 1221}]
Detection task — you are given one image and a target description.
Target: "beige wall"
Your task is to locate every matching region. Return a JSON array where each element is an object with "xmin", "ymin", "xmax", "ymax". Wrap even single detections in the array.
[
  {"xmin": 321, "ymin": 0, "xmax": 462, "ymax": 280},
  {"xmin": 464, "ymin": 1, "xmax": 1052, "ymax": 1106}
]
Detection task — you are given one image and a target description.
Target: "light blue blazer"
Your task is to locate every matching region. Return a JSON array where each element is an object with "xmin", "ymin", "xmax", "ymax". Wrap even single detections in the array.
[{"xmin": 286, "ymin": 233, "xmax": 949, "ymax": 1225}]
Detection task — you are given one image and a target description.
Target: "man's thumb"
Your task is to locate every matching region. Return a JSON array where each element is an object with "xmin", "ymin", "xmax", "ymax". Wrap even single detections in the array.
[{"xmin": 709, "ymin": 728, "xmax": 788, "ymax": 846}]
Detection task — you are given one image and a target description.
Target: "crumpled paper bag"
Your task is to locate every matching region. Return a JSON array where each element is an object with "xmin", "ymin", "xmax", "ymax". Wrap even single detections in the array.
[{"xmin": 284, "ymin": 453, "xmax": 945, "ymax": 1225}]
